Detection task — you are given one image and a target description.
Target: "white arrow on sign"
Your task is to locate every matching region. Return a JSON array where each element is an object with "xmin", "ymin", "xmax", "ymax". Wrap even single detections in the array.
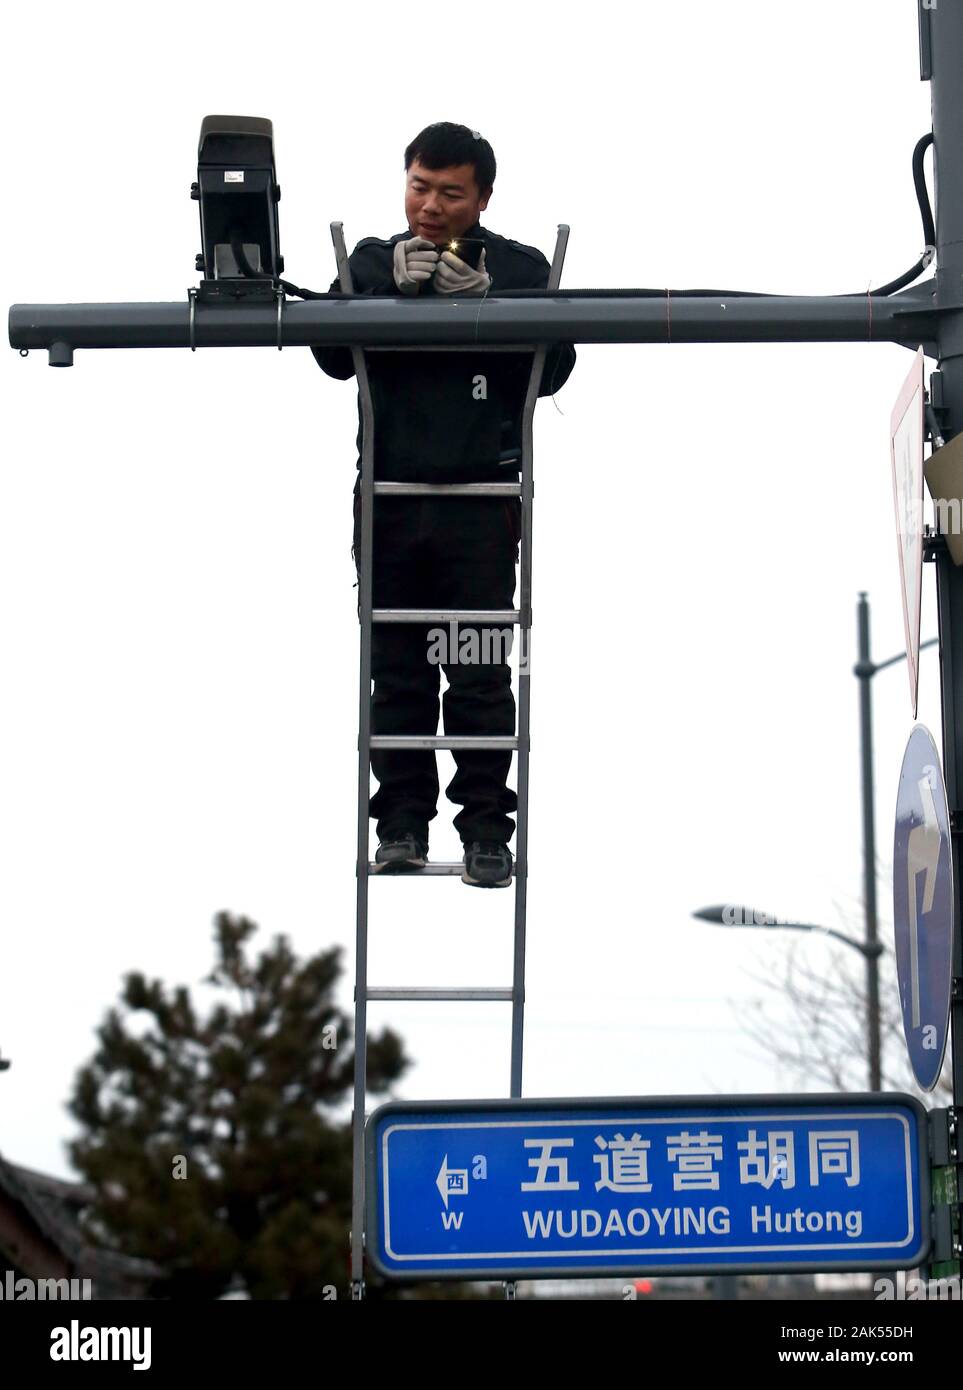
[
  {"xmin": 435, "ymin": 1155, "xmax": 469, "ymax": 1209},
  {"xmin": 907, "ymin": 768, "xmax": 942, "ymax": 1028}
]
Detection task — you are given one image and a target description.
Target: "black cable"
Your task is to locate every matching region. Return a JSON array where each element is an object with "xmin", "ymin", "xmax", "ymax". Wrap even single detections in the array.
[
  {"xmin": 230, "ymin": 132, "xmax": 937, "ymax": 304},
  {"xmin": 913, "ymin": 130, "xmax": 937, "ymax": 248},
  {"xmin": 276, "ymin": 278, "xmax": 337, "ymax": 299},
  {"xmin": 861, "ymin": 129, "xmax": 936, "ymax": 298},
  {"xmin": 485, "ymin": 133, "xmax": 937, "ymax": 300},
  {"xmin": 229, "ymin": 226, "xmax": 272, "ymax": 281},
  {"xmin": 229, "ymin": 226, "xmax": 344, "ymax": 298}
]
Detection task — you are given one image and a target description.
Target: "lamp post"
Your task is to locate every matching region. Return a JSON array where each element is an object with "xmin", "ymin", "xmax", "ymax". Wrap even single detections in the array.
[{"xmin": 853, "ymin": 593, "xmax": 938, "ymax": 1090}]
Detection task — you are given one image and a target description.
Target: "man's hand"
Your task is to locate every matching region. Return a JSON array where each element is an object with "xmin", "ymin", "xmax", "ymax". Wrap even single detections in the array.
[
  {"xmin": 434, "ymin": 246, "xmax": 491, "ymax": 296},
  {"xmin": 393, "ymin": 236, "xmax": 439, "ymax": 295}
]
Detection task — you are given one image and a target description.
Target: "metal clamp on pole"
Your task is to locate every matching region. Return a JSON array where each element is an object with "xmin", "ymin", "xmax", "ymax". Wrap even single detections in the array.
[
  {"xmin": 276, "ymin": 285, "xmax": 284, "ymax": 350},
  {"xmin": 188, "ymin": 287, "xmax": 198, "ymax": 352}
]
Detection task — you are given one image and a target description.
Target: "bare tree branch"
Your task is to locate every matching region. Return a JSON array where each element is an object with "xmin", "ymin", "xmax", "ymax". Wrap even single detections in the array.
[{"xmin": 734, "ymin": 922, "xmax": 952, "ymax": 1105}]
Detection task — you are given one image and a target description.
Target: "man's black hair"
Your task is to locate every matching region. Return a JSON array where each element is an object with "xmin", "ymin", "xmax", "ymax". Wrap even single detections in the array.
[{"xmin": 404, "ymin": 122, "xmax": 496, "ymax": 198}]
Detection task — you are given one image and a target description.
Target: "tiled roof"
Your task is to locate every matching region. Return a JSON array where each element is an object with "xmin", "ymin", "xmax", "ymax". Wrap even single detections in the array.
[{"xmin": 0, "ymin": 1151, "xmax": 162, "ymax": 1295}]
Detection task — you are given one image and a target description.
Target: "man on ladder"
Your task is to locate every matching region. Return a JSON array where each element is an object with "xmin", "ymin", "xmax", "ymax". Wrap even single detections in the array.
[{"xmin": 313, "ymin": 121, "xmax": 575, "ymax": 886}]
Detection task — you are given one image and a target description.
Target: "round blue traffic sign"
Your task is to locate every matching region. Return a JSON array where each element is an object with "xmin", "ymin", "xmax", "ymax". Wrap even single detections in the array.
[{"xmin": 893, "ymin": 724, "xmax": 954, "ymax": 1092}]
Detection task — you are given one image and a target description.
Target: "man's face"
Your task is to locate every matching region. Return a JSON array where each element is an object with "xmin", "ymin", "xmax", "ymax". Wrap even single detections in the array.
[{"xmin": 405, "ymin": 158, "xmax": 491, "ymax": 245}]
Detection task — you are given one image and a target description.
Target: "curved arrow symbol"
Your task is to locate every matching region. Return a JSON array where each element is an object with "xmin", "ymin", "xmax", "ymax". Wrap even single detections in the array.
[{"xmin": 907, "ymin": 769, "xmax": 941, "ymax": 1029}]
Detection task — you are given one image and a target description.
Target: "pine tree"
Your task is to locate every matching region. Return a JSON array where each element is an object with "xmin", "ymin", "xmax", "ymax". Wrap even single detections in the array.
[{"xmin": 67, "ymin": 910, "xmax": 408, "ymax": 1299}]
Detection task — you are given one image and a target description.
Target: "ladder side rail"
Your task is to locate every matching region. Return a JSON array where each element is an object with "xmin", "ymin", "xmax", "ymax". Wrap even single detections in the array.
[
  {"xmin": 510, "ymin": 224, "xmax": 570, "ymax": 1098},
  {"xmin": 503, "ymin": 223, "xmax": 569, "ymax": 1302},
  {"xmin": 331, "ymin": 221, "xmax": 375, "ymax": 1297}
]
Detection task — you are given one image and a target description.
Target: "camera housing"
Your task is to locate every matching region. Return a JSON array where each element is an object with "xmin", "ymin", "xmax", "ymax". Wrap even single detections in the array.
[{"xmin": 191, "ymin": 114, "xmax": 283, "ymax": 302}]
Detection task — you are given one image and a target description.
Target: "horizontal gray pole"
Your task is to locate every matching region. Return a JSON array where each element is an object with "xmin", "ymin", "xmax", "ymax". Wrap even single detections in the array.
[
  {"xmin": 8, "ymin": 283, "xmax": 939, "ymax": 351},
  {"xmin": 364, "ymin": 344, "xmax": 542, "ymax": 352}
]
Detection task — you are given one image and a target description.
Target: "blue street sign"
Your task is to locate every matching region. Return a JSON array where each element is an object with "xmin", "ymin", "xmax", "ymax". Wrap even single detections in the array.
[
  {"xmin": 894, "ymin": 724, "xmax": 955, "ymax": 1092},
  {"xmin": 365, "ymin": 1094, "xmax": 929, "ymax": 1280}
]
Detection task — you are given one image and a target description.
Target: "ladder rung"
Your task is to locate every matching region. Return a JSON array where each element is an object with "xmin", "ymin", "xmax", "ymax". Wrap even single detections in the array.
[
  {"xmin": 369, "ymin": 735, "xmax": 518, "ymax": 750},
  {"xmin": 366, "ymin": 861, "xmax": 517, "ymax": 876},
  {"xmin": 372, "ymin": 481, "xmax": 521, "ymax": 496},
  {"xmin": 365, "ymin": 987, "xmax": 514, "ymax": 1001},
  {"xmin": 372, "ymin": 608, "xmax": 519, "ymax": 624}
]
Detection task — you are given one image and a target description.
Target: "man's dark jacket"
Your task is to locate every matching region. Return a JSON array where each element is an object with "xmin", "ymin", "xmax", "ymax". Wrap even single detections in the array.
[{"xmin": 311, "ymin": 221, "xmax": 576, "ymax": 485}]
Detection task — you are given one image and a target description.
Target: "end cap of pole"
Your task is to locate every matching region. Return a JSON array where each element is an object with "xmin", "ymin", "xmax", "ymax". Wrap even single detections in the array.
[{"xmin": 49, "ymin": 340, "xmax": 73, "ymax": 367}]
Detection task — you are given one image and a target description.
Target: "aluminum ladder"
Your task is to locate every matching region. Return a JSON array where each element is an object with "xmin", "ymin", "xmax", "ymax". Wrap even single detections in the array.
[{"xmin": 330, "ymin": 221, "xmax": 569, "ymax": 1298}]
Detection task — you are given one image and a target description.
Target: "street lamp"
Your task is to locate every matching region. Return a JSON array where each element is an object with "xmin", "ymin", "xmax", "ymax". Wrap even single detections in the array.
[
  {"xmin": 691, "ymin": 902, "xmax": 884, "ymax": 1093},
  {"xmin": 691, "ymin": 904, "xmax": 885, "ymax": 959}
]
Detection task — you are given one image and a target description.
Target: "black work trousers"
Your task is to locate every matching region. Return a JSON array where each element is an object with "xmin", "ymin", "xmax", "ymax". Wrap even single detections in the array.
[{"xmin": 353, "ymin": 490, "xmax": 521, "ymax": 846}]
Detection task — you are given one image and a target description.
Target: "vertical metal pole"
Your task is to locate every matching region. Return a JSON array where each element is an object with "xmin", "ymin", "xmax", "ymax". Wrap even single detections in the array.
[
  {"xmin": 855, "ymin": 593, "xmax": 882, "ymax": 1091},
  {"xmin": 331, "ymin": 223, "xmax": 376, "ymax": 1296},
  {"xmin": 509, "ymin": 226, "xmax": 569, "ymax": 1099},
  {"xmin": 926, "ymin": 0, "xmax": 963, "ymax": 1270}
]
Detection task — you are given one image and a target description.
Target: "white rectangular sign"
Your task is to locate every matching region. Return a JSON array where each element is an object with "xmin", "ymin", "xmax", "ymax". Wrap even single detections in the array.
[{"xmin": 890, "ymin": 348, "xmax": 925, "ymax": 718}]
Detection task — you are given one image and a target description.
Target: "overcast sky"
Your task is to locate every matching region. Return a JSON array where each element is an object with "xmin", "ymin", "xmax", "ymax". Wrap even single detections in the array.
[{"xmin": 2, "ymin": 0, "xmax": 942, "ymax": 1180}]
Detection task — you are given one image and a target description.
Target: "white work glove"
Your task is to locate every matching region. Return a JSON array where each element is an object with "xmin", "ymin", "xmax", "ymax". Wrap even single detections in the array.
[
  {"xmin": 393, "ymin": 236, "xmax": 439, "ymax": 295},
  {"xmin": 434, "ymin": 245, "xmax": 491, "ymax": 296}
]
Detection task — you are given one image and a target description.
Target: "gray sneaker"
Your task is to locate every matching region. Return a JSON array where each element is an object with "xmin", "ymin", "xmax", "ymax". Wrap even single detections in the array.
[
  {"xmin": 462, "ymin": 841, "xmax": 513, "ymax": 888},
  {"xmin": 374, "ymin": 834, "xmax": 428, "ymax": 872}
]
